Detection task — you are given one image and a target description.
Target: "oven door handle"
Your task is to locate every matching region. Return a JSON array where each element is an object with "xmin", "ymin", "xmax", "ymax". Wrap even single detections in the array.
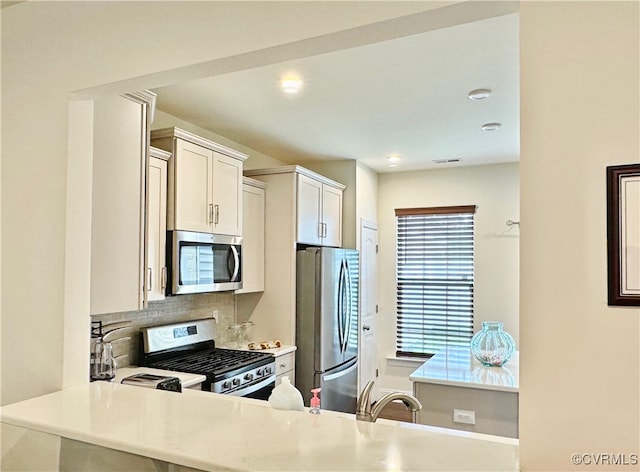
[{"xmin": 223, "ymin": 374, "xmax": 275, "ymax": 397}]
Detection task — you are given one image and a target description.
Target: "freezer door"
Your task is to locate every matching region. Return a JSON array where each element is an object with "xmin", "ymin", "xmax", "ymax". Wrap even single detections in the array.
[{"xmin": 314, "ymin": 358, "xmax": 358, "ymax": 414}]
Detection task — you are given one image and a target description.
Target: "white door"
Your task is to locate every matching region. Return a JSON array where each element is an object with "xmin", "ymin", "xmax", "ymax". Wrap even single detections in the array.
[{"xmin": 358, "ymin": 220, "xmax": 379, "ymax": 400}]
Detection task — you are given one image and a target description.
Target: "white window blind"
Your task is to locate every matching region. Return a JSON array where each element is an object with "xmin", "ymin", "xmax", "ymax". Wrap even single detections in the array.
[{"xmin": 395, "ymin": 206, "xmax": 476, "ymax": 357}]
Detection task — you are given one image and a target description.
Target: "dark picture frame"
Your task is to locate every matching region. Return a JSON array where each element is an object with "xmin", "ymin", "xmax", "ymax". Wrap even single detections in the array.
[{"xmin": 607, "ymin": 163, "xmax": 640, "ymax": 306}]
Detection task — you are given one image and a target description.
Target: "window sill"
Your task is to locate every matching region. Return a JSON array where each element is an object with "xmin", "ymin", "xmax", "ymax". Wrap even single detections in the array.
[{"xmin": 385, "ymin": 356, "xmax": 428, "ymax": 368}]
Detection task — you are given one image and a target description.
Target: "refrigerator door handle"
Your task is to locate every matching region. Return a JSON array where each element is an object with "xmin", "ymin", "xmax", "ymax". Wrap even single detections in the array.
[
  {"xmin": 344, "ymin": 258, "xmax": 353, "ymax": 351},
  {"xmin": 321, "ymin": 358, "xmax": 358, "ymax": 382},
  {"xmin": 337, "ymin": 260, "xmax": 346, "ymax": 353},
  {"xmin": 338, "ymin": 259, "xmax": 350, "ymax": 354}
]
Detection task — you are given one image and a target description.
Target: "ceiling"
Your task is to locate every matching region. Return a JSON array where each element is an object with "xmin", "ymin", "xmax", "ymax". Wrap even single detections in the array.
[{"xmin": 153, "ymin": 12, "xmax": 519, "ymax": 173}]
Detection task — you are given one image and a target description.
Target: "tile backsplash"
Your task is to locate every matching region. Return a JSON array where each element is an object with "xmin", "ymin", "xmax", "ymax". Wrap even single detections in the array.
[{"xmin": 91, "ymin": 293, "xmax": 236, "ymax": 367}]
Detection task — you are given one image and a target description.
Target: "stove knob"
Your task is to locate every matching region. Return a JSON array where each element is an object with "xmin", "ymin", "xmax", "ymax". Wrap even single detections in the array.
[
  {"xmin": 232, "ymin": 378, "xmax": 241, "ymax": 387},
  {"xmin": 264, "ymin": 366, "xmax": 272, "ymax": 375},
  {"xmin": 244, "ymin": 373, "xmax": 254, "ymax": 381},
  {"xmin": 256, "ymin": 368, "xmax": 263, "ymax": 376},
  {"xmin": 222, "ymin": 381, "xmax": 231, "ymax": 389}
]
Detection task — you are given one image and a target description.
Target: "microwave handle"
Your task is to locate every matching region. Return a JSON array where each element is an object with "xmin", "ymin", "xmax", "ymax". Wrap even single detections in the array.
[{"xmin": 229, "ymin": 246, "xmax": 240, "ymax": 282}]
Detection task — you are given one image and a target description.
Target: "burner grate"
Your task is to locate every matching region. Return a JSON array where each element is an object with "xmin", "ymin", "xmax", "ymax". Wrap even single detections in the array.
[{"xmin": 148, "ymin": 348, "xmax": 272, "ymax": 377}]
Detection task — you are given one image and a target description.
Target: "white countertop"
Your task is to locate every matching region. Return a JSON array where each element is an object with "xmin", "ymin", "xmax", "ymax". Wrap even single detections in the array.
[
  {"xmin": 219, "ymin": 343, "xmax": 297, "ymax": 357},
  {"xmin": 409, "ymin": 346, "xmax": 519, "ymax": 393},
  {"xmin": 1, "ymin": 382, "xmax": 519, "ymax": 471},
  {"xmin": 114, "ymin": 367, "xmax": 206, "ymax": 388}
]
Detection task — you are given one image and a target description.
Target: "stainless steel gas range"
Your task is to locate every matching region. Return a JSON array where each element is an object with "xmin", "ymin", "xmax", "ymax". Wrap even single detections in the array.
[{"xmin": 139, "ymin": 319, "xmax": 275, "ymax": 399}]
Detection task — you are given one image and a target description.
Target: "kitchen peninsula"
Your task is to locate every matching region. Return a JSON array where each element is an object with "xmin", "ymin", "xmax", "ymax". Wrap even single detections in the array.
[
  {"xmin": 410, "ymin": 347, "xmax": 519, "ymax": 438},
  {"xmin": 1, "ymin": 382, "xmax": 519, "ymax": 471}
]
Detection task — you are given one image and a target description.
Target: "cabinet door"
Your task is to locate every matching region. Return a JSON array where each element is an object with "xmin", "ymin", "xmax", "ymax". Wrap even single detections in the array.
[
  {"xmin": 296, "ymin": 174, "xmax": 322, "ymax": 245},
  {"xmin": 147, "ymin": 156, "xmax": 167, "ymax": 301},
  {"xmin": 211, "ymin": 152, "xmax": 243, "ymax": 236},
  {"xmin": 321, "ymin": 184, "xmax": 343, "ymax": 247},
  {"xmin": 236, "ymin": 183, "xmax": 265, "ymax": 293},
  {"xmin": 173, "ymin": 139, "xmax": 213, "ymax": 233},
  {"xmin": 91, "ymin": 94, "xmax": 146, "ymax": 315}
]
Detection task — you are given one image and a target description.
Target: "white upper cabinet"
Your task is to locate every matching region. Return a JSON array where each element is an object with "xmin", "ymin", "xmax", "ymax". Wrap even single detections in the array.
[
  {"xmin": 91, "ymin": 91, "xmax": 155, "ymax": 316},
  {"xmin": 151, "ymin": 128, "xmax": 247, "ymax": 236},
  {"xmin": 211, "ymin": 152, "xmax": 243, "ymax": 236},
  {"xmin": 236, "ymin": 177, "xmax": 266, "ymax": 294},
  {"xmin": 245, "ymin": 166, "xmax": 345, "ymax": 248},
  {"xmin": 320, "ymin": 181, "xmax": 343, "ymax": 247},
  {"xmin": 173, "ymin": 139, "xmax": 213, "ymax": 233},
  {"xmin": 147, "ymin": 147, "xmax": 170, "ymax": 302},
  {"xmin": 296, "ymin": 173, "xmax": 343, "ymax": 247},
  {"xmin": 296, "ymin": 174, "xmax": 323, "ymax": 245}
]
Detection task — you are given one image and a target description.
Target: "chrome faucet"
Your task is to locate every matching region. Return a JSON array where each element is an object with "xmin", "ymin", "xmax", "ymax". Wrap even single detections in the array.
[{"xmin": 356, "ymin": 380, "xmax": 422, "ymax": 422}]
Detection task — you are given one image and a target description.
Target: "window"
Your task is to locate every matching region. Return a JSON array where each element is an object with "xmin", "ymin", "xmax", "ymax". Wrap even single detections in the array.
[{"xmin": 395, "ymin": 205, "xmax": 476, "ymax": 357}]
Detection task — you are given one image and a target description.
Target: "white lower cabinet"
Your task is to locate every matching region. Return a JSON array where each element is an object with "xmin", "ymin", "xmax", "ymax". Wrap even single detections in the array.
[{"xmin": 275, "ymin": 351, "xmax": 296, "ymax": 385}]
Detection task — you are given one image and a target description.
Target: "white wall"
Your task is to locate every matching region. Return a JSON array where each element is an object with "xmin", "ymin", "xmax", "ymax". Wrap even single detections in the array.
[
  {"xmin": 356, "ymin": 162, "xmax": 379, "ymax": 241},
  {"xmin": 519, "ymin": 2, "xmax": 640, "ymax": 470},
  {"xmin": 152, "ymin": 110, "xmax": 286, "ymax": 170},
  {"xmin": 377, "ymin": 163, "xmax": 520, "ymax": 393}
]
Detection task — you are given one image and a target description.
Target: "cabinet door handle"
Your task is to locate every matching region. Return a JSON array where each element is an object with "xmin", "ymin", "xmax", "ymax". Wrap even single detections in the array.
[
  {"xmin": 318, "ymin": 222, "xmax": 323, "ymax": 238},
  {"xmin": 279, "ymin": 363, "xmax": 287, "ymax": 368},
  {"xmin": 147, "ymin": 268, "xmax": 152, "ymax": 291},
  {"xmin": 214, "ymin": 204, "xmax": 220, "ymax": 225},
  {"xmin": 208, "ymin": 204, "xmax": 214, "ymax": 225},
  {"xmin": 363, "ymin": 324, "xmax": 371, "ymax": 331},
  {"xmin": 319, "ymin": 222, "xmax": 327, "ymax": 238},
  {"xmin": 161, "ymin": 267, "xmax": 167, "ymax": 291}
]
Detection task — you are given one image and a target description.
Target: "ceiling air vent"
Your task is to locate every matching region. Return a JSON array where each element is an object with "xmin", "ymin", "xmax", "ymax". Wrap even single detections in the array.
[{"xmin": 433, "ymin": 158, "xmax": 462, "ymax": 164}]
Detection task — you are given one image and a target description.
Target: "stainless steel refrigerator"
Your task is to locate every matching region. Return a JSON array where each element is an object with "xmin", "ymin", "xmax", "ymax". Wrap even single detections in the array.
[{"xmin": 295, "ymin": 247, "xmax": 359, "ymax": 414}]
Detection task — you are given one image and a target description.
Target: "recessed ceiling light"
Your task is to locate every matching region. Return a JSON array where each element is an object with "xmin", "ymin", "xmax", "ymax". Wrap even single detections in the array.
[
  {"xmin": 481, "ymin": 122, "xmax": 501, "ymax": 131},
  {"xmin": 387, "ymin": 154, "xmax": 401, "ymax": 164},
  {"xmin": 280, "ymin": 77, "xmax": 303, "ymax": 94},
  {"xmin": 468, "ymin": 89, "xmax": 492, "ymax": 100}
]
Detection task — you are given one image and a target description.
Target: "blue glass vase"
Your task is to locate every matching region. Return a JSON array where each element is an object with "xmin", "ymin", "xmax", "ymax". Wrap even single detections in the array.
[{"xmin": 470, "ymin": 321, "xmax": 515, "ymax": 367}]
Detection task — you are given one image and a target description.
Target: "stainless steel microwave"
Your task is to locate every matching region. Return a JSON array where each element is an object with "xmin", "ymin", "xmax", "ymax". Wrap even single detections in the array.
[{"xmin": 167, "ymin": 230, "xmax": 242, "ymax": 295}]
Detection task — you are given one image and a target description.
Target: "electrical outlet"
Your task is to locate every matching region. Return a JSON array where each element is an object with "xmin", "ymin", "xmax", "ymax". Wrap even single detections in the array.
[
  {"xmin": 211, "ymin": 311, "xmax": 218, "ymax": 324},
  {"xmin": 453, "ymin": 409, "xmax": 476, "ymax": 425}
]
